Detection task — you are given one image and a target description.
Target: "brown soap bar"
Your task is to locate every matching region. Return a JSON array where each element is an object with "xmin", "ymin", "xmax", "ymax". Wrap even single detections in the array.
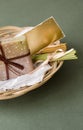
[{"xmin": 0, "ymin": 36, "xmax": 33, "ymax": 81}]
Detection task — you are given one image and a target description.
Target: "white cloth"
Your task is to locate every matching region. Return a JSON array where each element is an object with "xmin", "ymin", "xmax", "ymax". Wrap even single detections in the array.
[{"xmin": 0, "ymin": 63, "xmax": 51, "ymax": 91}]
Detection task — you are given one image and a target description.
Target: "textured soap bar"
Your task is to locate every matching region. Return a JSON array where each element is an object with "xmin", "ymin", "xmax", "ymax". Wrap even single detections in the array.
[{"xmin": 0, "ymin": 36, "xmax": 33, "ymax": 81}]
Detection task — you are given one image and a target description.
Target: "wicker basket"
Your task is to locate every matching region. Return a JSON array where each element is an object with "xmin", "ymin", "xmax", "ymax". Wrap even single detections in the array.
[{"xmin": 0, "ymin": 26, "xmax": 63, "ymax": 100}]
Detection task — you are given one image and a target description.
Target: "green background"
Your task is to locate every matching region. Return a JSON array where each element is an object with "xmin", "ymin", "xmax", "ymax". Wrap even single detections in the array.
[{"xmin": 0, "ymin": 0, "xmax": 83, "ymax": 130}]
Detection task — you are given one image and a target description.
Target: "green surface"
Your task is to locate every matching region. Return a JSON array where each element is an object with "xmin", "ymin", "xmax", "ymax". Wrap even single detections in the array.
[{"xmin": 0, "ymin": 0, "xmax": 83, "ymax": 130}]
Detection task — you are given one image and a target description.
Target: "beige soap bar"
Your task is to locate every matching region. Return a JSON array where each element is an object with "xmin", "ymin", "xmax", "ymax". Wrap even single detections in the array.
[
  {"xmin": 26, "ymin": 17, "xmax": 65, "ymax": 55},
  {"xmin": 0, "ymin": 36, "xmax": 33, "ymax": 81}
]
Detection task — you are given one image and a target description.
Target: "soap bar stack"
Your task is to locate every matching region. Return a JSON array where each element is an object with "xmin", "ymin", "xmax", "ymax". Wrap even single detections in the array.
[
  {"xmin": 0, "ymin": 36, "xmax": 33, "ymax": 80},
  {"xmin": 0, "ymin": 17, "xmax": 64, "ymax": 81}
]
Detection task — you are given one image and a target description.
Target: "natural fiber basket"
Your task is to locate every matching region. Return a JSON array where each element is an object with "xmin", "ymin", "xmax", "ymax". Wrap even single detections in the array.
[{"xmin": 0, "ymin": 26, "xmax": 63, "ymax": 100}]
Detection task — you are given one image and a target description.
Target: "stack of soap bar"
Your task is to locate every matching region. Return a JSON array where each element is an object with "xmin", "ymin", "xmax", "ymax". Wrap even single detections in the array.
[
  {"xmin": 0, "ymin": 36, "xmax": 33, "ymax": 81},
  {"xmin": 0, "ymin": 17, "xmax": 65, "ymax": 81}
]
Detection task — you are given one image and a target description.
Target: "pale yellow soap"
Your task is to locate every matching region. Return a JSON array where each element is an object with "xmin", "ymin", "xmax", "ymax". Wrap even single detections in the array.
[{"xmin": 26, "ymin": 17, "xmax": 65, "ymax": 55}]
